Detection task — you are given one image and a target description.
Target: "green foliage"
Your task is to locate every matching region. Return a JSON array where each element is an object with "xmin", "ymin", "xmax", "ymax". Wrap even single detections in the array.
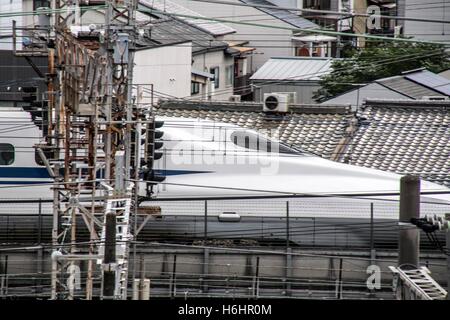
[{"xmin": 314, "ymin": 41, "xmax": 450, "ymax": 102}]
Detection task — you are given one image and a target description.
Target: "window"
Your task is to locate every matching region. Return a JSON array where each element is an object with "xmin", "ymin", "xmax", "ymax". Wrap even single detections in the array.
[
  {"xmin": 191, "ymin": 81, "xmax": 200, "ymax": 95},
  {"xmin": 230, "ymin": 130, "xmax": 306, "ymax": 155},
  {"xmin": 34, "ymin": 0, "xmax": 50, "ymax": 9},
  {"xmin": 225, "ymin": 65, "xmax": 233, "ymax": 86},
  {"xmin": 0, "ymin": 144, "xmax": 14, "ymax": 165},
  {"xmin": 210, "ymin": 67, "xmax": 219, "ymax": 88}
]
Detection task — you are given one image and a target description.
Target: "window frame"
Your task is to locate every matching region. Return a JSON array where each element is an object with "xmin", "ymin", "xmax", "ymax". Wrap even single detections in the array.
[
  {"xmin": 210, "ymin": 67, "xmax": 220, "ymax": 89},
  {"xmin": 0, "ymin": 143, "xmax": 15, "ymax": 166},
  {"xmin": 191, "ymin": 81, "xmax": 200, "ymax": 95},
  {"xmin": 230, "ymin": 130, "xmax": 307, "ymax": 155},
  {"xmin": 225, "ymin": 65, "xmax": 234, "ymax": 87},
  {"xmin": 33, "ymin": 0, "xmax": 50, "ymax": 10}
]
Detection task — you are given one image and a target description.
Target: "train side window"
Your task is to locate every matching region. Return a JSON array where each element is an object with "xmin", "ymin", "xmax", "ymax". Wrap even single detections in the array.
[
  {"xmin": 230, "ymin": 130, "xmax": 305, "ymax": 155},
  {"xmin": 0, "ymin": 144, "xmax": 14, "ymax": 165}
]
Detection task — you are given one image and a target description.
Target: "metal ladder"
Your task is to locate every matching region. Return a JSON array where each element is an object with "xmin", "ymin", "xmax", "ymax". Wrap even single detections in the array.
[
  {"xmin": 389, "ymin": 266, "xmax": 447, "ymax": 300},
  {"xmin": 99, "ymin": 189, "xmax": 133, "ymax": 300}
]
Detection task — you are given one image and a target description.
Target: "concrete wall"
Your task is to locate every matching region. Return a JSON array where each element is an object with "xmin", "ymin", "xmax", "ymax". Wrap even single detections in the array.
[
  {"xmin": 252, "ymin": 81, "xmax": 322, "ymax": 104},
  {"xmin": 1, "ymin": 248, "xmax": 447, "ymax": 299},
  {"xmin": 192, "ymin": 50, "xmax": 235, "ymax": 101},
  {"xmin": 171, "ymin": 0, "xmax": 295, "ymax": 71},
  {"xmin": 323, "ymin": 83, "xmax": 411, "ymax": 107},
  {"xmin": 134, "ymin": 43, "xmax": 192, "ymax": 102}
]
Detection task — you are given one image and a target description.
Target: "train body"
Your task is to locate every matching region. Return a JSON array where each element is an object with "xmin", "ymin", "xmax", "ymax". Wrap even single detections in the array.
[{"xmin": 1, "ymin": 110, "xmax": 449, "ymax": 248}]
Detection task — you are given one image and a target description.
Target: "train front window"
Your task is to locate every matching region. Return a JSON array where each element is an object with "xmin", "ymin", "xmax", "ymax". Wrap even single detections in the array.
[
  {"xmin": 0, "ymin": 144, "xmax": 14, "ymax": 165},
  {"xmin": 230, "ymin": 130, "xmax": 303, "ymax": 155}
]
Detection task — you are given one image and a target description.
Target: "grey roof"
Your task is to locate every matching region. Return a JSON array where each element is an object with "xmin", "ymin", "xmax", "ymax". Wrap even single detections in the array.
[
  {"xmin": 377, "ymin": 76, "xmax": 445, "ymax": 99},
  {"xmin": 338, "ymin": 100, "xmax": 450, "ymax": 187},
  {"xmin": 250, "ymin": 57, "xmax": 334, "ymax": 81},
  {"xmin": 139, "ymin": 0, "xmax": 236, "ymax": 36},
  {"xmin": 192, "ymin": 69, "xmax": 214, "ymax": 79},
  {"xmin": 239, "ymin": 0, "xmax": 318, "ymax": 30},
  {"xmin": 322, "ymin": 69, "xmax": 449, "ymax": 106},
  {"xmin": 136, "ymin": 18, "xmax": 228, "ymax": 54},
  {"xmin": 405, "ymin": 70, "xmax": 450, "ymax": 96},
  {"xmin": 438, "ymin": 69, "xmax": 450, "ymax": 80}
]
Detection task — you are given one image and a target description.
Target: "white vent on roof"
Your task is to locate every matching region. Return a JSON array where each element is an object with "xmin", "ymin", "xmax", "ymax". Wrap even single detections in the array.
[
  {"xmin": 422, "ymin": 96, "xmax": 449, "ymax": 101},
  {"xmin": 263, "ymin": 92, "xmax": 296, "ymax": 113}
]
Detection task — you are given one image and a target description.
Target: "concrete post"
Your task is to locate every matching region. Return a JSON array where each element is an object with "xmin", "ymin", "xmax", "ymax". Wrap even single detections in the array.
[{"xmin": 398, "ymin": 175, "xmax": 420, "ymax": 267}]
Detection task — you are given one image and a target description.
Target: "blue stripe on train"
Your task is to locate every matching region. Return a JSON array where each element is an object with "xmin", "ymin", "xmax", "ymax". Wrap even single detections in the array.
[
  {"xmin": 0, "ymin": 181, "xmax": 50, "ymax": 184},
  {"xmin": 155, "ymin": 170, "xmax": 211, "ymax": 176},
  {"xmin": 0, "ymin": 167, "xmax": 51, "ymax": 178},
  {"xmin": 0, "ymin": 167, "xmax": 210, "ymax": 183}
]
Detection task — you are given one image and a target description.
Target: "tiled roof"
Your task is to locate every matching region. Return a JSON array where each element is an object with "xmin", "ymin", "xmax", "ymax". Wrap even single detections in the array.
[
  {"xmin": 156, "ymin": 100, "xmax": 354, "ymax": 159},
  {"xmin": 338, "ymin": 100, "xmax": 450, "ymax": 187}
]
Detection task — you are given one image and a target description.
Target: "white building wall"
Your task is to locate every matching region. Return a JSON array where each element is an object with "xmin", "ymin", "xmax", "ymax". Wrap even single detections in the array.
[
  {"xmin": 192, "ymin": 50, "xmax": 235, "ymax": 101},
  {"xmin": 0, "ymin": 0, "xmax": 23, "ymax": 50},
  {"xmin": 134, "ymin": 43, "xmax": 192, "ymax": 102},
  {"xmin": 399, "ymin": 0, "xmax": 450, "ymax": 43},
  {"xmin": 0, "ymin": 0, "xmax": 40, "ymax": 50},
  {"xmin": 171, "ymin": 0, "xmax": 294, "ymax": 71}
]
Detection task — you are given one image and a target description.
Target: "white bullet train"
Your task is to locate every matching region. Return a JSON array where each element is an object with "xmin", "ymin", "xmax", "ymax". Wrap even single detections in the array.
[{"xmin": 2, "ymin": 109, "xmax": 450, "ymax": 248}]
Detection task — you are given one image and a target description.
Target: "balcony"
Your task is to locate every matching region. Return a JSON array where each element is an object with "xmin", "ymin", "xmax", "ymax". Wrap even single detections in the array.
[{"xmin": 233, "ymin": 74, "xmax": 253, "ymax": 97}]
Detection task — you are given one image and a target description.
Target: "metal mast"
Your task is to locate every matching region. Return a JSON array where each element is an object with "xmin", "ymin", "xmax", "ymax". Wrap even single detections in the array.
[{"xmin": 25, "ymin": 0, "xmax": 140, "ymax": 299}]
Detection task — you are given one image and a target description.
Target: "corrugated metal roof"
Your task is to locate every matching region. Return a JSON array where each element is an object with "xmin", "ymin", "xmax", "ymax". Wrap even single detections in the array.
[
  {"xmin": 377, "ymin": 76, "xmax": 445, "ymax": 99},
  {"xmin": 139, "ymin": 0, "xmax": 236, "ymax": 36},
  {"xmin": 240, "ymin": 0, "xmax": 318, "ymax": 29},
  {"xmin": 250, "ymin": 57, "xmax": 334, "ymax": 81},
  {"xmin": 405, "ymin": 70, "xmax": 450, "ymax": 96}
]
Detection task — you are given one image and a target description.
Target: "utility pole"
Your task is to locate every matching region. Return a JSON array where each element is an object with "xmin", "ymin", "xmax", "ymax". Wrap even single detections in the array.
[
  {"xmin": 398, "ymin": 175, "xmax": 420, "ymax": 267},
  {"xmin": 389, "ymin": 175, "xmax": 447, "ymax": 300},
  {"xmin": 39, "ymin": 0, "xmax": 139, "ymax": 299}
]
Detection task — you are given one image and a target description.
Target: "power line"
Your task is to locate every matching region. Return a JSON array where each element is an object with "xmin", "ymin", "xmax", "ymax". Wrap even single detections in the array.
[
  {"xmin": 175, "ymin": 49, "xmax": 447, "ymax": 99},
  {"xmin": 182, "ymin": 0, "xmax": 450, "ymax": 25},
  {"xmin": 138, "ymin": 7, "xmax": 450, "ymax": 46}
]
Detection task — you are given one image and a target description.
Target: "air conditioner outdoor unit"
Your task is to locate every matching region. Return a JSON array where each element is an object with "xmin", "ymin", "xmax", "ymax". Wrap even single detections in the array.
[
  {"xmin": 422, "ymin": 96, "xmax": 448, "ymax": 101},
  {"xmin": 263, "ymin": 92, "xmax": 296, "ymax": 112},
  {"xmin": 229, "ymin": 95, "xmax": 241, "ymax": 102}
]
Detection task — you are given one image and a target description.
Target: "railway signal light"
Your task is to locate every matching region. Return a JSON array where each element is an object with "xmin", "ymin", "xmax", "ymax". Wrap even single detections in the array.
[{"xmin": 142, "ymin": 118, "xmax": 166, "ymax": 196}]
